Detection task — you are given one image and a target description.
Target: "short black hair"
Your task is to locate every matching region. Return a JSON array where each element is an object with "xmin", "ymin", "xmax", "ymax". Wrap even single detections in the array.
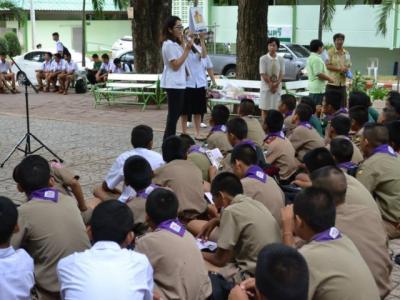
[
  {"xmin": 123, "ymin": 155, "xmax": 152, "ymax": 191},
  {"xmin": 381, "ymin": 107, "xmax": 399, "ymax": 124},
  {"xmin": 331, "ymin": 115, "xmax": 351, "ymax": 136},
  {"xmin": 131, "ymin": 125, "xmax": 153, "ymax": 148},
  {"xmin": 54, "ymin": 53, "xmax": 62, "ymax": 59},
  {"xmin": 267, "ymin": 37, "xmax": 280, "ymax": 48},
  {"xmin": 45, "ymin": 52, "xmax": 52, "ymax": 58},
  {"xmin": 101, "ymin": 53, "xmax": 109, "ymax": 60},
  {"xmin": 294, "ymin": 187, "xmax": 336, "ymax": 233},
  {"xmin": 363, "ymin": 123, "xmax": 389, "ymax": 148},
  {"xmin": 92, "ymin": 53, "xmax": 99, "ymax": 59},
  {"xmin": 239, "ymin": 99, "xmax": 256, "ymax": 116},
  {"xmin": 256, "ymin": 243, "xmax": 309, "ymax": 300},
  {"xmin": 146, "ymin": 189, "xmax": 178, "ymax": 226},
  {"xmin": 330, "ymin": 138, "xmax": 354, "ymax": 163},
  {"xmin": 386, "ymin": 121, "xmax": 400, "ymax": 151},
  {"xmin": 300, "ymin": 96, "xmax": 316, "ymax": 114},
  {"xmin": 265, "ymin": 109, "xmax": 284, "ymax": 132},
  {"xmin": 324, "ymin": 90, "xmax": 342, "ymax": 111},
  {"xmin": 0, "ymin": 196, "xmax": 18, "ymax": 244},
  {"xmin": 310, "ymin": 39, "xmax": 323, "ymax": 52},
  {"xmin": 310, "ymin": 166, "xmax": 347, "ymax": 205},
  {"xmin": 52, "ymin": 32, "xmax": 59, "ymax": 36},
  {"xmin": 179, "ymin": 133, "xmax": 196, "ymax": 154},
  {"xmin": 349, "ymin": 105, "xmax": 369, "ymax": 127},
  {"xmin": 211, "ymin": 104, "xmax": 230, "ymax": 125},
  {"xmin": 303, "ymin": 148, "xmax": 335, "ymax": 173},
  {"xmin": 210, "ymin": 172, "xmax": 243, "ymax": 198},
  {"xmin": 387, "ymin": 92, "xmax": 400, "ymax": 114},
  {"xmin": 162, "ymin": 136, "xmax": 185, "ymax": 162},
  {"xmin": 333, "ymin": 33, "xmax": 345, "ymax": 41},
  {"xmin": 64, "ymin": 52, "xmax": 71, "ymax": 58},
  {"xmin": 226, "ymin": 117, "xmax": 248, "ymax": 140},
  {"xmin": 91, "ymin": 200, "xmax": 134, "ymax": 244},
  {"xmin": 295, "ymin": 103, "xmax": 312, "ymax": 122},
  {"xmin": 281, "ymin": 94, "xmax": 297, "ymax": 111},
  {"xmin": 13, "ymin": 155, "xmax": 50, "ymax": 195},
  {"xmin": 348, "ymin": 91, "xmax": 371, "ymax": 108},
  {"xmin": 113, "ymin": 58, "xmax": 121, "ymax": 65},
  {"xmin": 230, "ymin": 144, "xmax": 257, "ymax": 166}
]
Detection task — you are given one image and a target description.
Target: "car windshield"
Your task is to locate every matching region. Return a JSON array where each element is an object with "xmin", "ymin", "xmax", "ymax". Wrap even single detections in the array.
[
  {"xmin": 288, "ymin": 44, "xmax": 310, "ymax": 58},
  {"xmin": 121, "ymin": 37, "xmax": 132, "ymax": 42}
]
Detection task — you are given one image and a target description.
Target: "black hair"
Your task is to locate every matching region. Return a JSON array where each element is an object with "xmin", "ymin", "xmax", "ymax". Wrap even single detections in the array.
[
  {"xmin": 123, "ymin": 155, "xmax": 152, "ymax": 192},
  {"xmin": 256, "ymin": 243, "xmax": 309, "ymax": 300},
  {"xmin": 295, "ymin": 103, "xmax": 312, "ymax": 122},
  {"xmin": 230, "ymin": 144, "xmax": 257, "ymax": 166},
  {"xmin": 146, "ymin": 189, "xmax": 178, "ymax": 226},
  {"xmin": 310, "ymin": 39, "xmax": 323, "ymax": 53},
  {"xmin": 0, "ymin": 196, "xmax": 18, "ymax": 244},
  {"xmin": 211, "ymin": 104, "xmax": 230, "ymax": 125},
  {"xmin": 210, "ymin": 172, "xmax": 243, "ymax": 197},
  {"xmin": 226, "ymin": 117, "xmax": 248, "ymax": 140},
  {"xmin": 265, "ymin": 109, "xmax": 284, "ymax": 132},
  {"xmin": 348, "ymin": 91, "xmax": 371, "ymax": 108},
  {"xmin": 113, "ymin": 58, "xmax": 121, "ymax": 65},
  {"xmin": 52, "ymin": 32, "xmax": 59, "ymax": 36},
  {"xmin": 349, "ymin": 105, "xmax": 369, "ymax": 127},
  {"xmin": 333, "ymin": 33, "xmax": 345, "ymax": 41},
  {"xmin": 179, "ymin": 133, "xmax": 196, "ymax": 154},
  {"xmin": 330, "ymin": 138, "xmax": 354, "ymax": 163},
  {"xmin": 381, "ymin": 107, "xmax": 399, "ymax": 124},
  {"xmin": 387, "ymin": 92, "xmax": 400, "ymax": 114},
  {"xmin": 162, "ymin": 136, "xmax": 185, "ymax": 162},
  {"xmin": 101, "ymin": 53, "xmax": 109, "ymax": 60},
  {"xmin": 54, "ymin": 53, "xmax": 61, "ymax": 59},
  {"xmin": 131, "ymin": 125, "xmax": 153, "ymax": 148},
  {"xmin": 330, "ymin": 115, "xmax": 351, "ymax": 136},
  {"xmin": 239, "ymin": 99, "xmax": 256, "ymax": 116},
  {"xmin": 91, "ymin": 200, "xmax": 134, "ymax": 244},
  {"xmin": 92, "ymin": 53, "xmax": 99, "ymax": 59},
  {"xmin": 386, "ymin": 121, "xmax": 400, "ymax": 151},
  {"xmin": 162, "ymin": 16, "xmax": 182, "ymax": 44},
  {"xmin": 281, "ymin": 94, "xmax": 297, "ymax": 111},
  {"xmin": 300, "ymin": 96, "xmax": 316, "ymax": 114},
  {"xmin": 64, "ymin": 52, "xmax": 71, "ymax": 58},
  {"xmin": 267, "ymin": 37, "xmax": 280, "ymax": 49},
  {"xmin": 324, "ymin": 90, "xmax": 342, "ymax": 111},
  {"xmin": 13, "ymin": 155, "xmax": 50, "ymax": 195},
  {"xmin": 310, "ymin": 166, "xmax": 347, "ymax": 205},
  {"xmin": 303, "ymin": 148, "xmax": 335, "ymax": 173},
  {"xmin": 363, "ymin": 123, "xmax": 389, "ymax": 148},
  {"xmin": 294, "ymin": 187, "xmax": 336, "ymax": 233},
  {"xmin": 45, "ymin": 52, "xmax": 52, "ymax": 58}
]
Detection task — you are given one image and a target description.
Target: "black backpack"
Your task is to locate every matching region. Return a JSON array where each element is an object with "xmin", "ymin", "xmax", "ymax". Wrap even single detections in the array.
[{"xmin": 75, "ymin": 78, "xmax": 87, "ymax": 94}]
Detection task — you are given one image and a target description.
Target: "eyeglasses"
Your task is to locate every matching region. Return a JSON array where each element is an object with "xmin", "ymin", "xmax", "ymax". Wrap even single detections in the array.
[{"xmin": 174, "ymin": 25, "xmax": 184, "ymax": 30}]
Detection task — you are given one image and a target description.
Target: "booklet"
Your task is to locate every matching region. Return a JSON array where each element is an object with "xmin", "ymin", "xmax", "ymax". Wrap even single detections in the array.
[
  {"xmin": 205, "ymin": 148, "xmax": 224, "ymax": 169},
  {"xmin": 196, "ymin": 239, "xmax": 218, "ymax": 252},
  {"xmin": 204, "ymin": 192, "xmax": 214, "ymax": 205}
]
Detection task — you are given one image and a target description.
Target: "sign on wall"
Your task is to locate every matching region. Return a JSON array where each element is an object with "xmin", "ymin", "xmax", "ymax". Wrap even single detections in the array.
[{"xmin": 268, "ymin": 25, "xmax": 292, "ymax": 42}]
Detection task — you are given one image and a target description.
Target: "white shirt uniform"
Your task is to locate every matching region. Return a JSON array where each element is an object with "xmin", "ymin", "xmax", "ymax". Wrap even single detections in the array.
[
  {"xmin": 105, "ymin": 148, "xmax": 164, "ymax": 202},
  {"xmin": 109, "ymin": 63, "xmax": 129, "ymax": 74},
  {"xmin": 51, "ymin": 60, "xmax": 66, "ymax": 72},
  {"xmin": 0, "ymin": 60, "xmax": 11, "ymax": 73},
  {"xmin": 185, "ymin": 45, "xmax": 212, "ymax": 89},
  {"xmin": 57, "ymin": 241, "xmax": 153, "ymax": 300},
  {"xmin": 160, "ymin": 39, "xmax": 187, "ymax": 89},
  {"xmin": 65, "ymin": 60, "xmax": 78, "ymax": 73},
  {"xmin": 0, "ymin": 247, "xmax": 34, "ymax": 300},
  {"xmin": 41, "ymin": 60, "xmax": 52, "ymax": 72},
  {"xmin": 56, "ymin": 41, "xmax": 64, "ymax": 53},
  {"xmin": 99, "ymin": 62, "xmax": 112, "ymax": 72}
]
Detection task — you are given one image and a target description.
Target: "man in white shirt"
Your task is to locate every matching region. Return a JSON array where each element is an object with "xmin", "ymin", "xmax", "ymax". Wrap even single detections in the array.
[
  {"xmin": 0, "ymin": 54, "xmax": 18, "ymax": 93},
  {"xmin": 96, "ymin": 53, "xmax": 112, "ymax": 83},
  {"xmin": 52, "ymin": 32, "xmax": 64, "ymax": 55},
  {"xmin": 36, "ymin": 52, "xmax": 53, "ymax": 91},
  {"xmin": 94, "ymin": 125, "xmax": 164, "ymax": 203},
  {"xmin": 110, "ymin": 58, "xmax": 130, "ymax": 74},
  {"xmin": 0, "ymin": 196, "xmax": 34, "ymax": 300},
  {"xmin": 58, "ymin": 52, "xmax": 78, "ymax": 95},
  {"xmin": 57, "ymin": 200, "xmax": 154, "ymax": 300},
  {"xmin": 47, "ymin": 53, "xmax": 66, "ymax": 92}
]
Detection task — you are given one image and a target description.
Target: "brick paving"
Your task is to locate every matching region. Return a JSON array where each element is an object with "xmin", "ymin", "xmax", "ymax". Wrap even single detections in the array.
[{"xmin": 0, "ymin": 91, "xmax": 400, "ymax": 298}]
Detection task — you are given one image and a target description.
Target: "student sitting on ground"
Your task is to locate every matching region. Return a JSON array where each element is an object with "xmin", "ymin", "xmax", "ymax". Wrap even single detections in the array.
[
  {"xmin": 311, "ymin": 166, "xmax": 392, "ymax": 298},
  {"xmin": 278, "ymin": 94, "xmax": 297, "ymax": 137},
  {"xmin": 0, "ymin": 54, "xmax": 18, "ymax": 93},
  {"xmin": 110, "ymin": 58, "xmax": 130, "ymax": 74},
  {"xmin": 47, "ymin": 53, "xmax": 66, "ymax": 92},
  {"xmin": 94, "ymin": 125, "xmax": 164, "ymax": 203},
  {"xmin": 263, "ymin": 109, "xmax": 299, "ymax": 183},
  {"xmin": 11, "ymin": 155, "xmax": 90, "ymax": 299},
  {"xmin": 378, "ymin": 106, "xmax": 399, "ymax": 124},
  {"xmin": 136, "ymin": 189, "xmax": 212, "ymax": 300},
  {"xmin": 281, "ymin": 187, "xmax": 380, "ymax": 300},
  {"xmin": 349, "ymin": 91, "xmax": 379, "ymax": 122},
  {"xmin": 95, "ymin": 53, "xmax": 112, "ymax": 83},
  {"xmin": 386, "ymin": 120, "xmax": 400, "ymax": 153},
  {"xmin": 289, "ymin": 103, "xmax": 324, "ymax": 161},
  {"xmin": 207, "ymin": 104, "xmax": 232, "ymax": 154},
  {"xmin": 58, "ymin": 52, "xmax": 77, "ymax": 95},
  {"xmin": 330, "ymin": 138, "xmax": 359, "ymax": 176},
  {"xmin": 349, "ymin": 105, "xmax": 369, "ymax": 150},
  {"xmin": 299, "ymin": 96, "xmax": 323, "ymax": 136},
  {"xmin": 86, "ymin": 54, "xmax": 102, "ymax": 85},
  {"xmin": 200, "ymin": 173, "xmax": 281, "ymax": 284},
  {"xmin": 357, "ymin": 123, "xmax": 400, "ymax": 239},
  {"xmin": 323, "ymin": 90, "xmax": 348, "ymax": 143},
  {"xmin": 153, "ymin": 136, "xmax": 208, "ymax": 223},
  {"xmin": 230, "ymin": 144, "xmax": 284, "ymax": 225},
  {"xmin": 0, "ymin": 196, "xmax": 34, "ymax": 300},
  {"xmin": 385, "ymin": 91, "xmax": 400, "ymax": 119},
  {"xmin": 35, "ymin": 52, "xmax": 52, "ymax": 91},
  {"xmin": 238, "ymin": 99, "xmax": 265, "ymax": 147},
  {"xmin": 228, "ymin": 243, "xmax": 309, "ymax": 300},
  {"xmin": 57, "ymin": 200, "xmax": 154, "ymax": 300}
]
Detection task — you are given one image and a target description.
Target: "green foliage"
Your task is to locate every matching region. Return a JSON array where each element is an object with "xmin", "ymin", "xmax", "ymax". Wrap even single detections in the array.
[
  {"xmin": 0, "ymin": 37, "xmax": 9, "ymax": 56},
  {"xmin": 4, "ymin": 32, "xmax": 21, "ymax": 57},
  {"xmin": 0, "ymin": 0, "xmax": 27, "ymax": 26},
  {"xmin": 350, "ymin": 71, "xmax": 367, "ymax": 93},
  {"xmin": 368, "ymin": 82, "xmax": 389, "ymax": 100}
]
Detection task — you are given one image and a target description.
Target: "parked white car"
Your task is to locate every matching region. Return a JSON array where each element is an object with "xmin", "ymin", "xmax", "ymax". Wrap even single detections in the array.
[
  {"xmin": 111, "ymin": 36, "xmax": 133, "ymax": 58},
  {"xmin": 11, "ymin": 49, "xmax": 93, "ymax": 85}
]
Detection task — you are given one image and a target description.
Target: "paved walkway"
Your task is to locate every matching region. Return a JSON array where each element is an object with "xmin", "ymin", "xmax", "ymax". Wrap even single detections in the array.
[{"xmin": 0, "ymin": 91, "xmax": 399, "ymax": 298}]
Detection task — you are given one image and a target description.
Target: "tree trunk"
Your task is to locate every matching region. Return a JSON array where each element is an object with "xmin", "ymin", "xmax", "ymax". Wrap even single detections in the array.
[
  {"xmin": 82, "ymin": 0, "xmax": 86, "ymax": 67},
  {"xmin": 132, "ymin": 0, "xmax": 171, "ymax": 74},
  {"xmin": 236, "ymin": 0, "xmax": 268, "ymax": 80},
  {"xmin": 318, "ymin": 0, "xmax": 324, "ymax": 41}
]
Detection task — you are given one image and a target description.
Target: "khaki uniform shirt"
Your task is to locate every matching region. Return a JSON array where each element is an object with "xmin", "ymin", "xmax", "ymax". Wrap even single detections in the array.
[
  {"xmin": 153, "ymin": 160, "xmax": 208, "ymax": 220},
  {"xmin": 300, "ymin": 236, "xmax": 380, "ymax": 300},
  {"xmin": 242, "ymin": 116, "xmax": 265, "ymax": 147},
  {"xmin": 326, "ymin": 47, "xmax": 351, "ymax": 87},
  {"xmin": 327, "ymin": 135, "xmax": 364, "ymax": 164},
  {"xmin": 336, "ymin": 203, "xmax": 392, "ymax": 298},
  {"xmin": 136, "ymin": 229, "xmax": 212, "ymax": 300},
  {"xmin": 50, "ymin": 162, "xmax": 79, "ymax": 196},
  {"xmin": 11, "ymin": 193, "xmax": 90, "ymax": 293},
  {"xmin": 284, "ymin": 115, "xmax": 296, "ymax": 137},
  {"xmin": 188, "ymin": 152, "xmax": 212, "ymax": 182},
  {"xmin": 345, "ymin": 173, "xmax": 380, "ymax": 214},
  {"xmin": 357, "ymin": 153, "xmax": 400, "ymax": 223},
  {"xmin": 218, "ymin": 195, "xmax": 281, "ymax": 276},
  {"xmin": 127, "ymin": 196, "xmax": 147, "ymax": 224},
  {"xmin": 207, "ymin": 131, "xmax": 232, "ymax": 154},
  {"xmin": 289, "ymin": 126, "xmax": 325, "ymax": 161}
]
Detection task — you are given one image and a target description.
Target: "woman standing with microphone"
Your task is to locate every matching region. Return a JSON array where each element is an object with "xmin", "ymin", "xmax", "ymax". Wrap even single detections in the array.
[{"xmin": 161, "ymin": 16, "xmax": 193, "ymax": 140}]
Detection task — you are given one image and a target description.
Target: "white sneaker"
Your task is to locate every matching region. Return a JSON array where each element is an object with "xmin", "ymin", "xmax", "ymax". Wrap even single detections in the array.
[
  {"xmin": 200, "ymin": 122, "xmax": 208, "ymax": 128},
  {"xmin": 187, "ymin": 122, "xmax": 193, "ymax": 128}
]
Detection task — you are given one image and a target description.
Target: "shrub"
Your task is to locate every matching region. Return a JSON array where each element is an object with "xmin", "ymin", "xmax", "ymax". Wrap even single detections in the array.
[
  {"xmin": 4, "ymin": 32, "xmax": 21, "ymax": 57},
  {"xmin": 0, "ymin": 37, "xmax": 9, "ymax": 56}
]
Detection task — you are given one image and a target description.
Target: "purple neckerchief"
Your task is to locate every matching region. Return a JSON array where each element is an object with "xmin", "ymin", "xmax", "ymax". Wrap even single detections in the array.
[
  {"xmin": 299, "ymin": 122, "xmax": 312, "ymax": 129},
  {"xmin": 312, "ymin": 227, "xmax": 342, "ymax": 242},
  {"xmin": 136, "ymin": 184, "xmax": 159, "ymax": 199},
  {"xmin": 327, "ymin": 107, "xmax": 349, "ymax": 121},
  {"xmin": 372, "ymin": 144, "xmax": 398, "ymax": 157},
  {"xmin": 337, "ymin": 161, "xmax": 356, "ymax": 170},
  {"xmin": 210, "ymin": 125, "xmax": 227, "ymax": 133},
  {"xmin": 284, "ymin": 111, "xmax": 293, "ymax": 118},
  {"xmin": 157, "ymin": 219, "xmax": 186, "ymax": 237},
  {"xmin": 29, "ymin": 188, "xmax": 59, "ymax": 202},
  {"xmin": 245, "ymin": 165, "xmax": 267, "ymax": 183},
  {"xmin": 188, "ymin": 145, "xmax": 206, "ymax": 154},
  {"xmin": 265, "ymin": 131, "xmax": 285, "ymax": 141},
  {"xmin": 235, "ymin": 139, "xmax": 256, "ymax": 150}
]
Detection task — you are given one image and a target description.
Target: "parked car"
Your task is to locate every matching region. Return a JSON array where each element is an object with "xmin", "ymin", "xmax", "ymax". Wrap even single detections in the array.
[
  {"xmin": 209, "ymin": 43, "xmax": 310, "ymax": 81},
  {"xmin": 111, "ymin": 36, "xmax": 134, "ymax": 58},
  {"xmin": 11, "ymin": 49, "xmax": 92, "ymax": 85},
  {"xmin": 114, "ymin": 49, "xmax": 135, "ymax": 72}
]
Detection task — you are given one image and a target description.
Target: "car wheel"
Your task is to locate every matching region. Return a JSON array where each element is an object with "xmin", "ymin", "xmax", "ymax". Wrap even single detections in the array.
[
  {"xmin": 17, "ymin": 72, "xmax": 27, "ymax": 85},
  {"xmin": 224, "ymin": 67, "xmax": 236, "ymax": 78}
]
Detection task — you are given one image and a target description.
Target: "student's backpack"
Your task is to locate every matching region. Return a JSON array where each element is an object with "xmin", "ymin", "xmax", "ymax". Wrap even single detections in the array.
[
  {"xmin": 75, "ymin": 78, "xmax": 87, "ymax": 94},
  {"xmin": 123, "ymin": 62, "xmax": 133, "ymax": 72}
]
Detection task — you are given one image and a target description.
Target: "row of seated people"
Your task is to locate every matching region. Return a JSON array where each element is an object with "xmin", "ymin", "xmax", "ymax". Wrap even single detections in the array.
[
  {"xmin": 0, "ymin": 53, "xmax": 18, "ymax": 94},
  {"xmin": 86, "ymin": 53, "xmax": 131, "ymax": 85}
]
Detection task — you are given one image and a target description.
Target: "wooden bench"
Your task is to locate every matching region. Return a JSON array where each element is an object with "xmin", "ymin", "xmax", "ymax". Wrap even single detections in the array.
[
  {"xmin": 284, "ymin": 80, "xmax": 309, "ymax": 97},
  {"xmin": 92, "ymin": 73, "xmax": 166, "ymax": 110}
]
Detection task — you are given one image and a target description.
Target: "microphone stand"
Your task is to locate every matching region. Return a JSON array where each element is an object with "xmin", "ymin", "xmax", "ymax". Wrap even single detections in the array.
[{"xmin": 0, "ymin": 57, "xmax": 63, "ymax": 167}]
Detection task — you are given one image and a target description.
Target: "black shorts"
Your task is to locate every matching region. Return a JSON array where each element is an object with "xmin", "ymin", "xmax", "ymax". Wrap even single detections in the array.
[{"xmin": 182, "ymin": 87, "xmax": 207, "ymax": 115}]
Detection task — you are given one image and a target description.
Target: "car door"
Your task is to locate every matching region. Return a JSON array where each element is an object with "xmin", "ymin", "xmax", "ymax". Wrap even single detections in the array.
[
  {"xmin": 277, "ymin": 45, "xmax": 295, "ymax": 81},
  {"xmin": 22, "ymin": 51, "xmax": 44, "ymax": 84}
]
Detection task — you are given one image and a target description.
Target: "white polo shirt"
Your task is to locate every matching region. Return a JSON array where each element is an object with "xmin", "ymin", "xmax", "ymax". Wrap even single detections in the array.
[
  {"xmin": 65, "ymin": 60, "xmax": 78, "ymax": 73},
  {"xmin": 105, "ymin": 148, "xmax": 165, "ymax": 202},
  {"xmin": 57, "ymin": 241, "xmax": 153, "ymax": 300},
  {"xmin": 51, "ymin": 60, "xmax": 66, "ymax": 72},
  {"xmin": 99, "ymin": 62, "xmax": 112, "ymax": 72},
  {"xmin": 41, "ymin": 60, "xmax": 52, "ymax": 72},
  {"xmin": 0, "ymin": 60, "xmax": 11, "ymax": 73},
  {"xmin": 160, "ymin": 39, "xmax": 187, "ymax": 89},
  {"xmin": 56, "ymin": 40, "xmax": 64, "ymax": 53},
  {"xmin": 186, "ymin": 46, "xmax": 213, "ymax": 89},
  {"xmin": 0, "ymin": 246, "xmax": 34, "ymax": 300},
  {"xmin": 109, "ymin": 63, "xmax": 129, "ymax": 74}
]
